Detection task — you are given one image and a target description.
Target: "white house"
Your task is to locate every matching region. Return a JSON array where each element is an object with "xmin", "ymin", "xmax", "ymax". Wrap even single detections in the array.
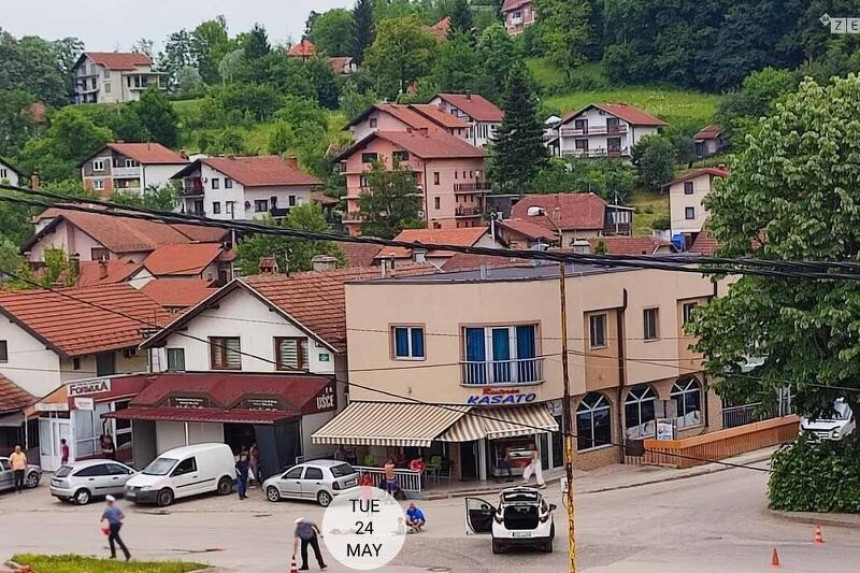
[
  {"xmin": 72, "ymin": 52, "xmax": 165, "ymax": 104},
  {"xmin": 552, "ymin": 103, "xmax": 667, "ymax": 159},
  {"xmin": 429, "ymin": 93, "xmax": 505, "ymax": 148},
  {"xmin": 666, "ymin": 168, "xmax": 729, "ymax": 238},
  {"xmin": 0, "ymin": 157, "xmax": 21, "ymax": 187},
  {"xmin": 172, "ymin": 156, "xmax": 323, "ymax": 220},
  {"xmin": 80, "ymin": 143, "xmax": 189, "ymax": 198}
]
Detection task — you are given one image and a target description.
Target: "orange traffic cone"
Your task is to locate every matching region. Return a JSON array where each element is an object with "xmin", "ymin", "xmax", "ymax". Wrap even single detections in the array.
[
  {"xmin": 289, "ymin": 554, "xmax": 299, "ymax": 573},
  {"xmin": 814, "ymin": 524, "xmax": 824, "ymax": 545},
  {"xmin": 771, "ymin": 548, "xmax": 781, "ymax": 568}
]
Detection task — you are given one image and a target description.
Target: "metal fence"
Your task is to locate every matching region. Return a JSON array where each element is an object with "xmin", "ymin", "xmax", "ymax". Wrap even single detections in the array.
[
  {"xmin": 460, "ymin": 357, "xmax": 544, "ymax": 386},
  {"xmin": 354, "ymin": 465, "xmax": 422, "ymax": 498}
]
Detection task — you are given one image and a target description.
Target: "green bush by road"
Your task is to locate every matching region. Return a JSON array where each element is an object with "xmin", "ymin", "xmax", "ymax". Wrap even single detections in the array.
[{"xmin": 11, "ymin": 554, "xmax": 206, "ymax": 573}]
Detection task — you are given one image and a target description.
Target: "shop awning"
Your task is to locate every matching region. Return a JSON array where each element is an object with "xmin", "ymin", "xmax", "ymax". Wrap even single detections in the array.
[
  {"xmin": 105, "ymin": 407, "xmax": 294, "ymax": 425},
  {"xmin": 439, "ymin": 404, "xmax": 559, "ymax": 442},
  {"xmin": 312, "ymin": 401, "xmax": 470, "ymax": 447}
]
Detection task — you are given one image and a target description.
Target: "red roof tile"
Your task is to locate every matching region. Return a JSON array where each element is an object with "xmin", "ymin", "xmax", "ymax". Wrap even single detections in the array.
[
  {"xmin": 345, "ymin": 103, "xmax": 442, "ymax": 132},
  {"xmin": 376, "ymin": 228, "xmax": 490, "ymax": 260},
  {"xmin": 502, "ymin": 0, "xmax": 533, "ymax": 13},
  {"xmin": 142, "ymin": 243, "xmax": 223, "ymax": 276},
  {"xmin": 76, "ymin": 260, "xmax": 142, "ymax": 287},
  {"xmin": 337, "ymin": 242, "xmax": 382, "ymax": 268},
  {"xmin": 0, "ymin": 284, "xmax": 168, "ymax": 357},
  {"xmin": 428, "ymin": 17, "xmax": 451, "ymax": 40},
  {"xmin": 140, "ymin": 279, "xmax": 217, "ymax": 309},
  {"xmin": 510, "ymin": 193, "xmax": 609, "ymax": 231},
  {"xmin": 288, "ymin": 40, "xmax": 316, "ymax": 58},
  {"xmin": 84, "ymin": 52, "xmax": 152, "ymax": 71},
  {"xmin": 695, "ymin": 124, "xmax": 723, "ymax": 140},
  {"xmin": 340, "ymin": 130, "xmax": 486, "ymax": 161},
  {"xmin": 498, "ymin": 218, "xmax": 559, "ymax": 242},
  {"xmin": 441, "ymin": 253, "xmax": 529, "ymax": 272},
  {"xmin": 665, "ymin": 168, "xmax": 729, "ymax": 188},
  {"xmin": 201, "ymin": 156, "xmax": 322, "ymax": 188},
  {"xmin": 107, "ymin": 143, "xmax": 188, "ymax": 165},
  {"xmin": 563, "ymin": 103, "xmax": 667, "ymax": 127},
  {"xmin": 409, "ymin": 104, "xmax": 470, "ymax": 129},
  {"xmin": 436, "ymin": 93, "xmax": 504, "ymax": 122},
  {"xmin": 689, "ymin": 226, "xmax": 720, "ymax": 255},
  {"xmin": 329, "ymin": 56, "xmax": 355, "ymax": 74},
  {"xmin": 586, "ymin": 237, "xmax": 675, "ymax": 255},
  {"xmin": 0, "ymin": 374, "xmax": 35, "ymax": 414}
]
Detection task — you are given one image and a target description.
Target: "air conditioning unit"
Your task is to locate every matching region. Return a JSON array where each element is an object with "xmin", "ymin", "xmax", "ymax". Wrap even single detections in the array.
[{"xmin": 417, "ymin": 211, "xmax": 426, "ymax": 218}]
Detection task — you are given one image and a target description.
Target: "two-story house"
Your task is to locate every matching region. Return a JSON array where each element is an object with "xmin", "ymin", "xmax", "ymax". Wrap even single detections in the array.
[
  {"xmin": 429, "ymin": 93, "xmax": 505, "ymax": 148},
  {"xmin": 501, "ymin": 0, "xmax": 537, "ymax": 35},
  {"xmin": 80, "ymin": 143, "xmax": 189, "ymax": 198},
  {"xmin": 172, "ymin": 156, "xmax": 323, "ymax": 220},
  {"xmin": 72, "ymin": 52, "xmax": 164, "ymax": 104},
  {"xmin": 552, "ymin": 103, "xmax": 667, "ymax": 160},
  {"xmin": 0, "ymin": 283, "xmax": 170, "ymax": 469},
  {"xmin": 313, "ymin": 261, "xmax": 722, "ymax": 478},
  {"xmin": 508, "ymin": 193, "xmax": 634, "ymax": 245},
  {"xmin": 0, "ymin": 156, "xmax": 21, "ymax": 187},
  {"xmin": 666, "ymin": 168, "xmax": 729, "ymax": 240},
  {"xmin": 337, "ymin": 130, "xmax": 490, "ymax": 235},
  {"xmin": 345, "ymin": 102, "xmax": 470, "ymax": 142}
]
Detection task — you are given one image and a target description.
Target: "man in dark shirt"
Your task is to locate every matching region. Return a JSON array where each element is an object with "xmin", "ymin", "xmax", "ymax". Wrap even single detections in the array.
[
  {"xmin": 235, "ymin": 453, "xmax": 250, "ymax": 500},
  {"xmin": 293, "ymin": 517, "xmax": 326, "ymax": 570},
  {"xmin": 100, "ymin": 495, "xmax": 131, "ymax": 561}
]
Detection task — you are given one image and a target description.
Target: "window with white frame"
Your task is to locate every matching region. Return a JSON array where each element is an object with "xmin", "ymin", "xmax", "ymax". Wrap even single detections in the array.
[
  {"xmin": 610, "ymin": 210, "xmax": 631, "ymax": 224},
  {"xmin": 685, "ymin": 207, "xmax": 696, "ymax": 220},
  {"xmin": 462, "ymin": 324, "xmax": 539, "ymax": 384},
  {"xmin": 576, "ymin": 392, "xmax": 611, "ymax": 451},
  {"xmin": 167, "ymin": 348, "xmax": 186, "ymax": 371},
  {"xmin": 682, "ymin": 302, "xmax": 698, "ymax": 326},
  {"xmin": 124, "ymin": 159, "xmax": 138, "ymax": 168},
  {"xmin": 0, "ymin": 168, "xmax": 7, "ymax": 179},
  {"xmin": 104, "ymin": 83, "xmax": 111, "ymax": 94},
  {"xmin": 671, "ymin": 377, "xmax": 703, "ymax": 427},
  {"xmin": 93, "ymin": 179, "xmax": 104, "ymax": 191},
  {"xmin": 589, "ymin": 313, "xmax": 607, "ymax": 349},
  {"xmin": 92, "ymin": 160, "xmax": 105, "ymax": 172},
  {"xmin": 392, "ymin": 326, "xmax": 425, "ymax": 360},
  {"xmin": 74, "ymin": 401, "xmax": 111, "ymax": 457},
  {"xmin": 643, "ymin": 308, "xmax": 659, "ymax": 340},
  {"xmin": 624, "ymin": 384, "xmax": 656, "ymax": 438}
]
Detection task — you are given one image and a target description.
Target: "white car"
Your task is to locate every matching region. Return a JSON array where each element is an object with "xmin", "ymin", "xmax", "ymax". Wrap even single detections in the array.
[
  {"xmin": 800, "ymin": 399, "xmax": 856, "ymax": 442},
  {"xmin": 465, "ymin": 487, "xmax": 556, "ymax": 554},
  {"xmin": 263, "ymin": 460, "xmax": 360, "ymax": 507},
  {"xmin": 50, "ymin": 459, "xmax": 137, "ymax": 505}
]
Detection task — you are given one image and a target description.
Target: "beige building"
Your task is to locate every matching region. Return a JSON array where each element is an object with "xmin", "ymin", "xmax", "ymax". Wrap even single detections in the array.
[
  {"xmin": 314, "ymin": 262, "xmax": 725, "ymax": 480},
  {"xmin": 72, "ymin": 52, "xmax": 164, "ymax": 104},
  {"xmin": 667, "ymin": 168, "xmax": 728, "ymax": 238}
]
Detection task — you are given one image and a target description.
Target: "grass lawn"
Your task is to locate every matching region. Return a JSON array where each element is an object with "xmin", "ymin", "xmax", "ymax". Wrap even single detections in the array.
[
  {"xmin": 12, "ymin": 554, "xmax": 206, "ymax": 573},
  {"xmin": 628, "ymin": 188, "xmax": 669, "ymax": 237}
]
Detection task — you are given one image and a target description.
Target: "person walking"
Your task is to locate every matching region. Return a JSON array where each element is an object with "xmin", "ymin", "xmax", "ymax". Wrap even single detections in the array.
[
  {"xmin": 522, "ymin": 445, "xmax": 546, "ymax": 489},
  {"xmin": 293, "ymin": 517, "xmax": 326, "ymax": 570},
  {"xmin": 60, "ymin": 438, "xmax": 70, "ymax": 466},
  {"xmin": 100, "ymin": 495, "xmax": 131, "ymax": 561},
  {"xmin": 9, "ymin": 445, "xmax": 27, "ymax": 493},
  {"xmin": 235, "ymin": 452, "xmax": 249, "ymax": 500},
  {"xmin": 497, "ymin": 450, "xmax": 514, "ymax": 483}
]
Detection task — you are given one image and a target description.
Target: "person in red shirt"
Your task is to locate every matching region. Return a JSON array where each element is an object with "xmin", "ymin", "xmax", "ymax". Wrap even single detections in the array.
[
  {"xmin": 408, "ymin": 456, "xmax": 426, "ymax": 474},
  {"xmin": 60, "ymin": 438, "xmax": 70, "ymax": 465}
]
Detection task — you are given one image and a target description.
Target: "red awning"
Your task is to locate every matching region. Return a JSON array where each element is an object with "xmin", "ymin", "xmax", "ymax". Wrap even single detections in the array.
[{"xmin": 105, "ymin": 407, "xmax": 294, "ymax": 425}]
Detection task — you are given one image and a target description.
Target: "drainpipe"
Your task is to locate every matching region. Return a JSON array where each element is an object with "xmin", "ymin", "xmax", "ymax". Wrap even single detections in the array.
[{"xmin": 616, "ymin": 288, "xmax": 628, "ymax": 463}]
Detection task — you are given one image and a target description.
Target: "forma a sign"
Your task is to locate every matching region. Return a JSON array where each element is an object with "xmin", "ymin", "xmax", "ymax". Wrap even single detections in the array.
[
  {"xmin": 466, "ymin": 387, "xmax": 538, "ymax": 405},
  {"xmin": 68, "ymin": 379, "xmax": 111, "ymax": 397}
]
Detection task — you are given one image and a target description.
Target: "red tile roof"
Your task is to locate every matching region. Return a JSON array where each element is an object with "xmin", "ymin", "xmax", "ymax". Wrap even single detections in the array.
[
  {"xmin": 375, "ymin": 228, "xmax": 490, "ymax": 260},
  {"xmin": 409, "ymin": 104, "xmax": 470, "ymax": 129},
  {"xmin": 0, "ymin": 374, "xmax": 35, "ymax": 414},
  {"xmin": 586, "ymin": 237, "xmax": 675, "ymax": 255},
  {"xmin": 107, "ymin": 143, "xmax": 188, "ymax": 165},
  {"xmin": 695, "ymin": 124, "xmax": 723, "ymax": 140},
  {"xmin": 200, "ymin": 156, "xmax": 322, "ymax": 188},
  {"xmin": 428, "ymin": 17, "xmax": 451, "ymax": 40},
  {"xmin": 312, "ymin": 191, "xmax": 339, "ymax": 207},
  {"xmin": 337, "ymin": 242, "xmax": 383, "ymax": 268},
  {"xmin": 502, "ymin": 0, "xmax": 533, "ymax": 13},
  {"xmin": 76, "ymin": 260, "xmax": 142, "ymax": 287},
  {"xmin": 665, "ymin": 168, "xmax": 729, "ymax": 188},
  {"xmin": 345, "ymin": 103, "xmax": 441, "ymax": 132},
  {"xmin": 29, "ymin": 207, "xmax": 229, "ymax": 255},
  {"xmin": 510, "ymin": 193, "xmax": 609, "ymax": 231},
  {"xmin": 436, "ymin": 93, "xmax": 504, "ymax": 122},
  {"xmin": 498, "ymin": 218, "xmax": 559, "ymax": 242},
  {"xmin": 140, "ymin": 279, "xmax": 217, "ymax": 309},
  {"xmin": 441, "ymin": 253, "xmax": 529, "ymax": 272},
  {"xmin": 340, "ymin": 130, "xmax": 487, "ymax": 161},
  {"xmin": 142, "ymin": 243, "xmax": 223, "ymax": 276},
  {"xmin": 329, "ymin": 56, "xmax": 355, "ymax": 74},
  {"xmin": 689, "ymin": 226, "xmax": 720, "ymax": 255},
  {"xmin": 288, "ymin": 39, "xmax": 316, "ymax": 58},
  {"xmin": 0, "ymin": 284, "xmax": 168, "ymax": 358},
  {"xmin": 563, "ymin": 103, "xmax": 667, "ymax": 127},
  {"xmin": 84, "ymin": 52, "xmax": 152, "ymax": 71}
]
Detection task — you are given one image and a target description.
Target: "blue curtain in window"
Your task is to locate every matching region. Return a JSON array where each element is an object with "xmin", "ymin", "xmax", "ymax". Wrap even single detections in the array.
[
  {"xmin": 411, "ymin": 328, "xmax": 425, "ymax": 358},
  {"xmin": 516, "ymin": 325, "xmax": 537, "ymax": 382},
  {"xmin": 465, "ymin": 328, "xmax": 486, "ymax": 384},
  {"xmin": 492, "ymin": 328, "xmax": 511, "ymax": 383},
  {"xmin": 394, "ymin": 328, "xmax": 409, "ymax": 357}
]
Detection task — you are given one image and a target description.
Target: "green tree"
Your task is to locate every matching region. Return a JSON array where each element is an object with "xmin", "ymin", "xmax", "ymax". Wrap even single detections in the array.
[
  {"xmin": 192, "ymin": 19, "xmax": 233, "ymax": 84},
  {"xmin": 358, "ymin": 160, "xmax": 424, "ymax": 239},
  {"xmin": 0, "ymin": 239, "xmax": 35, "ymax": 289},
  {"xmin": 717, "ymin": 67, "xmax": 798, "ymax": 143},
  {"xmin": 631, "ymin": 135, "xmax": 676, "ymax": 192},
  {"xmin": 40, "ymin": 246, "xmax": 77, "ymax": 287},
  {"xmin": 690, "ymin": 75, "xmax": 860, "ymax": 420},
  {"xmin": 535, "ymin": 0, "xmax": 591, "ymax": 82},
  {"xmin": 475, "ymin": 24, "xmax": 518, "ymax": 101},
  {"xmin": 312, "ymin": 9, "xmax": 356, "ymax": 56},
  {"xmin": 0, "ymin": 89, "xmax": 37, "ymax": 158},
  {"xmin": 174, "ymin": 65, "xmax": 206, "ymax": 98},
  {"xmin": 364, "ymin": 16, "xmax": 438, "ymax": 98},
  {"xmin": 490, "ymin": 66, "xmax": 547, "ymax": 192},
  {"xmin": 236, "ymin": 205, "xmax": 343, "ymax": 275},
  {"xmin": 305, "ymin": 57, "xmax": 341, "ymax": 109},
  {"xmin": 352, "ymin": 0, "xmax": 376, "ymax": 64},
  {"xmin": 135, "ymin": 87, "xmax": 180, "ymax": 148},
  {"xmin": 449, "ymin": 0, "xmax": 474, "ymax": 38},
  {"xmin": 159, "ymin": 29, "xmax": 195, "ymax": 90},
  {"xmin": 243, "ymin": 24, "xmax": 271, "ymax": 60},
  {"xmin": 433, "ymin": 33, "xmax": 480, "ymax": 93},
  {"xmin": 110, "ymin": 182, "xmax": 180, "ymax": 211}
]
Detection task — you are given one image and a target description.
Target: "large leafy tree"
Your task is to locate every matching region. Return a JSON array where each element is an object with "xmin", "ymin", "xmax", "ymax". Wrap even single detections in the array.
[
  {"xmin": 691, "ymin": 75, "xmax": 860, "ymax": 418},
  {"xmin": 358, "ymin": 160, "xmax": 424, "ymax": 239},
  {"xmin": 364, "ymin": 16, "xmax": 438, "ymax": 98},
  {"xmin": 490, "ymin": 66, "xmax": 547, "ymax": 193},
  {"xmin": 243, "ymin": 24, "xmax": 271, "ymax": 60},
  {"xmin": 191, "ymin": 19, "xmax": 233, "ymax": 84},
  {"xmin": 135, "ymin": 87, "xmax": 180, "ymax": 148},
  {"xmin": 448, "ymin": 0, "xmax": 474, "ymax": 39},
  {"xmin": 433, "ymin": 33, "xmax": 480, "ymax": 93},
  {"xmin": 630, "ymin": 134, "xmax": 676, "ymax": 192},
  {"xmin": 352, "ymin": 0, "xmax": 376, "ymax": 64},
  {"xmin": 311, "ymin": 9, "xmax": 355, "ymax": 56},
  {"xmin": 237, "ymin": 205, "xmax": 343, "ymax": 275},
  {"xmin": 0, "ymin": 89, "xmax": 37, "ymax": 158},
  {"xmin": 535, "ymin": 0, "xmax": 591, "ymax": 80},
  {"xmin": 0, "ymin": 30, "xmax": 74, "ymax": 106},
  {"xmin": 475, "ymin": 24, "xmax": 518, "ymax": 102}
]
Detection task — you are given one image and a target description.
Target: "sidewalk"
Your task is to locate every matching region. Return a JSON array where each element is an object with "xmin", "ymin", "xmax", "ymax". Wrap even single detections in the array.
[
  {"xmin": 422, "ymin": 446, "xmax": 778, "ymax": 500},
  {"xmin": 770, "ymin": 509, "xmax": 860, "ymax": 530}
]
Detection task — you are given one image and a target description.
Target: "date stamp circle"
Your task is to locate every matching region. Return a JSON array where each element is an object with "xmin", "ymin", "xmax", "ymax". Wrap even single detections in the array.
[{"xmin": 321, "ymin": 486, "xmax": 407, "ymax": 570}]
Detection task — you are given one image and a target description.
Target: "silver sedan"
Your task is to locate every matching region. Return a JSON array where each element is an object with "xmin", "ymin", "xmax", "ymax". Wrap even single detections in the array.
[
  {"xmin": 0, "ymin": 457, "xmax": 41, "ymax": 491},
  {"xmin": 50, "ymin": 459, "xmax": 137, "ymax": 505}
]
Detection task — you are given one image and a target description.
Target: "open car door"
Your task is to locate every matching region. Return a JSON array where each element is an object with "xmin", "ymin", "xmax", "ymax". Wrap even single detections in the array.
[{"xmin": 465, "ymin": 497, "xmax": 495, "ymax": 535}]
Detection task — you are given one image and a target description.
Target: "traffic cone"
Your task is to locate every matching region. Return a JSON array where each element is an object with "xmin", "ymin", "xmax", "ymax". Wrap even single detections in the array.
[
  {"xmin": 771, "ymin": 548, "xmax": 780, "ymax": 568},
  {"xmin": 814, "ymin": 524, "xmax": 824, "ymax": 545},
  {"xmin": 288, "ymin": 554, "xmax": 299, "ymax": 573}
]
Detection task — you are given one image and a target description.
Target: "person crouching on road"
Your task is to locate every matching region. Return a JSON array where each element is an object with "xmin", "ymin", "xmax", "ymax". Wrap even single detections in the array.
[
  {"xmin": 405, "ymin": 502, "xmax": 426, "ymax": 533},
  {"xmin": 294, "ymin": 517, "xmax": 327, "ymax": 570},
  {"xmin": 101, "ymin": 495, "xmax": 131, "ymax": 561},
  {"xmin": 235, "ymin": 452, "xmax": 250, "ymax": 500}
]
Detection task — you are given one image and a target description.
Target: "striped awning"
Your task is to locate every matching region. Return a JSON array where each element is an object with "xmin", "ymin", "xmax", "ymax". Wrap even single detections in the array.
[
  {"xmin": 311, "ymin": 401, "xmax": 471, "ymax": 448},
  {"xmin": 439, "ymin": 404, "xmax": 559, "ymax": 442}
]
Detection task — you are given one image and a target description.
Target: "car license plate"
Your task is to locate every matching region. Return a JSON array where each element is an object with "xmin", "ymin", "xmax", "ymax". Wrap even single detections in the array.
[
  {"xmin": 126, "ymin": 491, "xmax": 136, "ymax": 498},
  {"xmin": 513, "ymin": 532, "xmax": 531, "ymax": 538}
]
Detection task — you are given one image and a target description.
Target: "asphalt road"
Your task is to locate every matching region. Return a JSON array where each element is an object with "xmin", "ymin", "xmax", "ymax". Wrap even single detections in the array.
[{"xmin": 2, "ymin": 463, "xmax": 858, "ymax": 572}]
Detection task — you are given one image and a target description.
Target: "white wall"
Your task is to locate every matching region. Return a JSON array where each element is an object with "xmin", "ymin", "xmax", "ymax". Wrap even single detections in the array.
[
  {"xmin": 142, "ymin": 164, "xmax": 188, "ymax": 191},
  {"xmin": 558, "ymin": 107, "xmax": 661, "ymax": 157},
  {"xmin": 26, "ymin": 220, "xmax": 103, "ymax": 263},
  {"xmin": 301, "ymin": 411, "xmax": 336, "ymax": 460},
  {"xmin": 0, "ymin": 162, "xmax": 20, "ymax": 187},
  {"xmin": 0, "ymin": 318, "xmax": 63, "ymax": 397},
  {"xmin": 669, "ymin": 174, "xmax": 715, "ymax": 235},
  {"xmin": 155, "ymin": 420, "xmax": 224, "ymax": 454}
]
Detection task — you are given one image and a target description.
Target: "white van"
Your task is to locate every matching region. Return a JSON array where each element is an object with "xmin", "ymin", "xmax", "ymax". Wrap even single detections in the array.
[{"xmin": 124, "ymin": 443, "xmax": 235, "ymax": 507}]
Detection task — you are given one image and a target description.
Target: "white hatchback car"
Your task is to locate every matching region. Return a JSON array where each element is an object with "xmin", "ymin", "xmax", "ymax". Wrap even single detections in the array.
[
  {"xmin": 263, "ymin": 460, "xmax": 360, "ymax": 507},
  {"xmin": 800, "ymin": 398, "xmax": 856, "ymax": 442},
  {"xmin": 465, "ymin": 486, "xmax": 556, "ymax": 554}
]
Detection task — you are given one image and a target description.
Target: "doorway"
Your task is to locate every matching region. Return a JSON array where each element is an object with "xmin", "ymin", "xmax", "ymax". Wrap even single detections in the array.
[
  {"xmin": 459, "ymin": 440, "xmax": 479, "ymax": 480},
  {"xmin": 223, "ymin": 423, "xmax": 256, "ymax": 455},
  {"xmin": 39, "ymin": 414, "xmax": 71, "ymax": 471}
]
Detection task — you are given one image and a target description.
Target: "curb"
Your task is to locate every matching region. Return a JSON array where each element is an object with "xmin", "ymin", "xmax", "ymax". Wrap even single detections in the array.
[
  {"xmin": 768, "ymin": 509, "xmax": 860, "ymax": 530},
  {"xmin": 5, "ymin": 558, "xmax": 216, "ymax": 573}
]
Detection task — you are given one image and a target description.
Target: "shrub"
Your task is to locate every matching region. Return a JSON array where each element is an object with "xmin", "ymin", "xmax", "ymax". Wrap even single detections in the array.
[
  {"xmin": 650, "ymin": 215, "xmax": 670, "ymax": 231},
  {"xmin": 769, "ymin": 437, "xmax": 860, "ymax": 513}
]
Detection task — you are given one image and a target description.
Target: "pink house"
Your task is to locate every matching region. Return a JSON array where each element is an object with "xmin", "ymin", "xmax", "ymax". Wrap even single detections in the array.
[
  {"xmin": 501, "ymin": 0, "xmax": 536, "ymax": 35},
  {"xmin": 336, "ymin": 130, "xmax": 489, "ymax": 235},
  {"xmin": 345, "ymin": 102, "xmax": 470, "ymax": 143}
]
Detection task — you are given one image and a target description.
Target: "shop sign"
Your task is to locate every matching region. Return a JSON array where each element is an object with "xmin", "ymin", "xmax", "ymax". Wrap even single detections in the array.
[
  {"xmin": 548, "ymin": 399, "xmax": 563, "ymax": 417},
  {"xmin": 171, "ymin": 396, "xmax": 208, "ymax": 409},
  {"xmin": 35, "ymin": 402, "xmax": 68, "ymax": 412},
  {"xmin": 656, "ymin": 419, "xmax": 676, "ymax": 441},
  {"xmin": 69, "ymin": 379, "xmax": 111, "ymax": 397},
  {"xmin": 319, "ymin": 353, "xmax": 331, "ymax": 362},
  {"xmin": 313, "ymin": 385, "xmax": 336, "ymax": 413},
  {"xmin": 466, "ymin": 387, "xmax": 538, "ymax": 406},
  {"xmin": 73, "ymin": 397, "xmax": 94, "ymax": 411},
  {"xmin": 241, "ymin": 398, "xmax": 282, "ymax": 411}
]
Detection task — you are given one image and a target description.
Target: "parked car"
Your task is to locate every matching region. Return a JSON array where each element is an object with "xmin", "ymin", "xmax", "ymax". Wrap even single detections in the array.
[
  {"xmin": 0, "ymin": 457, "xmax": 41, "ymax": 492},
  {"xmin": 263, "ymin": 460, "xmax": 360, "ymax": 507},
  {"xmin": 124, "ymin": 443, "xmax": 235, "ymax": 507},
  {"xmin": 50, "ymin": 459, "xmax": 137, "ymax": 505},
  {"xmin": 800, "ymin": 398, "xmax": 856, "ymax": 442},
  {"xmin": 465, "ymin": 486, "xmax": 556, "ymax": 554}
]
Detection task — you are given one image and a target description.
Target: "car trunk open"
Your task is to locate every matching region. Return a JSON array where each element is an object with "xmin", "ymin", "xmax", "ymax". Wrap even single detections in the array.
[{"xmin": 503, "ymin": 504, "xmax": 540, "ymax": 530}]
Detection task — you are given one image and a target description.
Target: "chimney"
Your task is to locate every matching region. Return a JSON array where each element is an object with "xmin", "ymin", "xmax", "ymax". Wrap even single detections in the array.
[
  {"xmin": 98, "ymin": 258, "xmax": 109, "ymax": 279},
  {"xmin": 285, "ymin": 157, "xmax": 300, "ymax": 170},
  {"xmin": 312, "ymin": 255, "xmax": 338, "ymax": 272},
  {"xmin": 258, "ymin": 257, "xmax": 279, "ymax": 274},
  {"xmin": 29, "ymin": 172, "xmax": 41, "ymax": 189},
  {"xmin": 466, "ymin": 93, "xmax": 472, "ymax": 100},
  {"xmin": 69, "ymin": 254, "xmax": 80, "ymax": 278},
  {"xmin": 380, "ymin": 256, "xmax": 396, "ymax": 278}
]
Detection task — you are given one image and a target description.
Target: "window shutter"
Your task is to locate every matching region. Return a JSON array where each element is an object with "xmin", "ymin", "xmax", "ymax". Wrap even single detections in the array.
[
  {"xmin": 226, "ymin": 338, "xmax": 241, "ymax": 369},
  {"xmin": 278, "ymin": 338, "xmax": 300, "ymax": 369}
]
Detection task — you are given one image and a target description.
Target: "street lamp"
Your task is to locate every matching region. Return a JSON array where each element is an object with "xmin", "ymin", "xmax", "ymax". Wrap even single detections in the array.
[{"xmin": 528, "ymin": 207, "xmax": 577, "ymax": 573}]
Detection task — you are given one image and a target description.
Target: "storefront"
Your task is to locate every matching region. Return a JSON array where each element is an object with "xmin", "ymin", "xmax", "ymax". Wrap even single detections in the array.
[{"xmin": 104, "ymin": 372, "xmax": 337, "ymax": 478}]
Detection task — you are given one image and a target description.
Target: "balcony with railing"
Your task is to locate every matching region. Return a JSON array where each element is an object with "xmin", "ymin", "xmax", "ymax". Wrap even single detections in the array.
[
  {"xmin": 111, "ymin": 166, "xmax": 141, "ymax": 179},
  {"xmin": 562, "ymin": 147, "xmax": 630, "ymax": 159},
  {"xmin": 460, "ymin": 358, "xmax": 544, "ymax": 386},
  {"xmin": 560, "ymin": 124, "xmax": 628, "ymax": 137},
  {"xmin": 343, "ymin": 212, "xmax": 363, "ymax": 224},
  {"xmin": 455, "ymin": 206, "xmax": 483, "ymax": 217},
  {"xmin": 182, "ymin": 178, "xmax": 204, "ymax": 197},
  {"xmin": 454, "ymin": 182, "xmax": 492, "ymax": 194}
]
